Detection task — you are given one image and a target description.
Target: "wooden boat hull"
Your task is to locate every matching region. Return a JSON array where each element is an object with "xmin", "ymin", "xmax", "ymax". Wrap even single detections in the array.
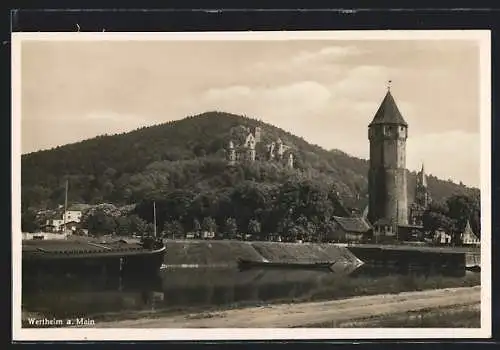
[
  {"xmin": 465, "ymin": 265, "xmax": 481, "ymax": 273},
  {"xmin": 237, "ymin": 259, "xmax": 334, "ymax": 272},
  {"xmin": 22, "ymin": 239, "xmax": 166, "ymax": 277}
]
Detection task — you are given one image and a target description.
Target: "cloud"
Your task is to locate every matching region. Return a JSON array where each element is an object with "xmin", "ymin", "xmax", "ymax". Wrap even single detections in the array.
[
  {"xmin": 333, "ymin": 65, "xmax": 400, "ymax": 98},
  {"xmin": 199, "ymin": 81, "xmax": 332, "ymax": 121},
  {"xmin": 203, "ymin": 86, "xmax": 253, "ymax": 100},
  {"xmin": 290, "ymin": 46, "xmax": 364, "ymax": 65},
  {"xmin": 250, "ymin": 46, "xmax": 363, "ymax": 80}
]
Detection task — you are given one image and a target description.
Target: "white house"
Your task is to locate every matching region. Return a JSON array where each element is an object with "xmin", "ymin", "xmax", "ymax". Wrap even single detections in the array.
[
  {"xmin": 434, "ymin": 229, "xmax": 452, "ymax": 245},
  {"xmin": 201, "ymin": 231, "xmax": 215, "ymax": 239},
  {"xmin": 64, "ymin": 210, "xmax": 82, "ymax": 223},
  {"xmin": 44, "ymin": 210, "xmax": 82, "ymax": 233},
  {"xmin": 45, "ymin": 218, "xmax": 64, "ymax": 232}
]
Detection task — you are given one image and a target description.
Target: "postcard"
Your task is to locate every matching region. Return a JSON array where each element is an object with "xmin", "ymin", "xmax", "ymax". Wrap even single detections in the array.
[{"xmin": 12, "ymin": 29, "xmax": 491, "ymax": 341}]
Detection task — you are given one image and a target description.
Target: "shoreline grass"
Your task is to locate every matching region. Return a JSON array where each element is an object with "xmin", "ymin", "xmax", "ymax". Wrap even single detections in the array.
[{"xmin": 301, "ymin": 303, "xmax": 480, "ymax": 328}]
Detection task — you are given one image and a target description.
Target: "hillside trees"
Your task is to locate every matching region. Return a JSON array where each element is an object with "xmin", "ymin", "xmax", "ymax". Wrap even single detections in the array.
[
  {"xmin": 422, "ymin": 202, "xmax": 453, "ymax": 233},
  {"xmin": 446, "ymin": 194, "xmax": 481, "ymax": 237},
  {"xmin": 21, "ymin": 176, "xmax": 481, "ymax": 242},
  {"xmin": 84, "ymin": 211, "xmax": 117, "ymax": 235},
  {"xmin": 422, "ymin": 193, "xmax": 481, "ymax": 240},
  {"xmin": 247, "ymin": 219, "xmax": 262, "ymax": 239},
  {"xmin": 127, "ymin": 176, "xmax": 350, "ymax": 241},
  {"xmin": 224, "ymin": 217, "xmax": 238, "ymax": 239},
  {"xmin": 202, "ymin": 217, "xmax": 218, "ymax": 234},
  {"xmin": 82, "ymin": 205, "xmax": 149, "ymax": 236},
  {"xmin": 21, "ymin": 112, "xmax": 479, "ymax": 214},
  {"xmin": 20, "ymin": 112, "xmax": 481, "ymax": 240},
  {"xmin": 21, "ymin": 209, "xmax": 40, "ymax": 233}
]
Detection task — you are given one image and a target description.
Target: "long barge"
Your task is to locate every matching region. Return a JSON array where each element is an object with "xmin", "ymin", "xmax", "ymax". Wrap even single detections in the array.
[{"xmin": 22, "ymin": 236, "xmax": 166, "ymax": 277}]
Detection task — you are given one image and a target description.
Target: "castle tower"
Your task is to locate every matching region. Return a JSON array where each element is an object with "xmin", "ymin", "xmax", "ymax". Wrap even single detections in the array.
[
  {"xmin": 245, "ymin": 134, "xmax": 256, "ymax": 162},
  {"xmin": 368, "ymin": 85, "xmax": 408, "ymax": 226},
  {"xmin": 287, "ymin": 153, "xmax": 294, "ymax": 169},
  {"xmin": 254, "ymin": 126, "xmax": 262, "ymax": 143},
  {"xmin": 268, "ymin": 142, "xmax": 276, "ymax": 160},
  {"xmin": 415, "ymin": 163, "xmax": 430, "ymax": 207},
  {"xmin": 227, "ymin": 140, "xmax": 236, "ymax": 166},
  {"xmin": 276, "ymin": 138, "xmax": 284, "ymax": 160}
]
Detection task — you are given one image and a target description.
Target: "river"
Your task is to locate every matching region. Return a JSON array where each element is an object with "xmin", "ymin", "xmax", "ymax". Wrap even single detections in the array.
[{"xmin": 21, "ymin": 266, "xmax": 479, "ymax": 326}]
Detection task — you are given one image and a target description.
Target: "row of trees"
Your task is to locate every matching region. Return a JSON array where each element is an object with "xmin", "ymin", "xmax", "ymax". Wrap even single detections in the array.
[
  {"xmin": 78, "ymin": 213, "xmax": 341, "ymax": 243},
  {"xmin": 22, "ymin": 177, "xmax": 352, "ymax": 242},
  {"xmin": 76, "ymin": 194, "xmax": 480, "ymax": 244},
  {"xmin": 422, "ymin": 193, "xmax": 481, "ymax": 240},
  {"xmin": 22, "ymin": 177, "xmax": 480, "ymax": 245},
  {"xmin": 131, "ymin": 177, "xmax": 349, "ymax": 240}
]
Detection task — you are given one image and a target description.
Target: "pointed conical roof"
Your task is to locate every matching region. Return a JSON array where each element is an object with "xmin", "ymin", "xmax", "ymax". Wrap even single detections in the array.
[
  {"xmin": 418, "ymin": 163, "xmax": 427, "ymax": 187},
  {"xmin": 369, "ymin": 90, "xmax": 408, "ymax": 127},
  {"xmin": 464, "ymin": 219, "xmax": 472, "ymax": 233}
]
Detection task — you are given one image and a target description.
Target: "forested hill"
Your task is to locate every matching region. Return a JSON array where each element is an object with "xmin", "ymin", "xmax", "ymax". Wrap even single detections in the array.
[{"xmin": 21, "ymin": 111, "xmax": 478, "ymax": 213}]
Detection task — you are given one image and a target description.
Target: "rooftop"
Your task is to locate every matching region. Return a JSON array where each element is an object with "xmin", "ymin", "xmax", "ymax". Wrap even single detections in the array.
[
  {"xmin": 332, "ymin": 216, "xmax": 372, "ymax": 233},
  {"xmin": 369, "ymin": 90, "xmax": 408, "ymax": 127}
]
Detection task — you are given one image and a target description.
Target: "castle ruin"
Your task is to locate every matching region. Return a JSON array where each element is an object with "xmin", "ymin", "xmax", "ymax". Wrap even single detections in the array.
[{"xmin": 226, "ymin": 126, "xmax": 295, "ymax": 169}]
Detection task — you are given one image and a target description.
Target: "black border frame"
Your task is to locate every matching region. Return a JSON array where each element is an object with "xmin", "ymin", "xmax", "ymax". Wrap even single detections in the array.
[{"xmin": 5, "ymin": 6, "xmax": 498, "ymax": 346}]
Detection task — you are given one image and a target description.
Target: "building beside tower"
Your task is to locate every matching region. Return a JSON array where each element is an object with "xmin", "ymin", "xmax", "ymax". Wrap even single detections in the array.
[
  {"xmin": 367, "ymin": 87, "xmax": 409, "ymax": 237},
  {"xmin": 409, "ymin": 163, "xmax": 431, "ymax": 226}
]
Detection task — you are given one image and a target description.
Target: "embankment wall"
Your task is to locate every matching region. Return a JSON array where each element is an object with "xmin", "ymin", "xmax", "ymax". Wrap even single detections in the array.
[{"xmin": 163, "ymin": 240, "xmax": 362, "ymax": 269}]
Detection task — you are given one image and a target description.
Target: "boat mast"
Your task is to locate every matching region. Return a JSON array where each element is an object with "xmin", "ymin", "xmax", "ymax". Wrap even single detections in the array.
[
  {"xmin": 63, "ymin": 179, "xmax": 68, "ymax": 234},
  {"xmin": 153, "ymin": 201, "xmax": 157, "ymax": 238},
  {"xmin": 396, "ymin": 199, "xmax": 399, "ymax": 242}
]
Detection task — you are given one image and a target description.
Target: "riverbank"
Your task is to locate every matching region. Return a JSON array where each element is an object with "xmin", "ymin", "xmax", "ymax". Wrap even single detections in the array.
[
  {"xmin": 305, "ymin": 304, "xmax": 480, "ymax": 328},
  {"xmin": 91, "ymin": 286, "xmax": 480, "ymax": 328}
]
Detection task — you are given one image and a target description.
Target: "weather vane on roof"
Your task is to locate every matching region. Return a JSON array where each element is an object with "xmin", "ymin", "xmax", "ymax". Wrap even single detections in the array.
[{"xmin": 387, "ymin": 80, "xmax": 392, "ymax": 91}]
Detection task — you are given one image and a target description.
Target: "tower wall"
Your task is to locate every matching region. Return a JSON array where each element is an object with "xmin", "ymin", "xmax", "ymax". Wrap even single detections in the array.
[
  {"xmin": 254, "ymin": 127, "xmax": 262, "ymax": 143},
  {"xmin": 247, "ymin": 149, "xmax": 256, "ymax": 162},
  {"xmin": 228, "ymin": 149, "xmax": 236, "ymax": 166},
  {"xmin": 368, "ymin": 124, "xmax": 408, "ymax": 225}
]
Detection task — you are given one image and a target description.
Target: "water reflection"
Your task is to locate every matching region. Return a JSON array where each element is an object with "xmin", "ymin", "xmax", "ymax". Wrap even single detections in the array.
[{"xmin": 22, "ymin": 266, "xmax": 478, "ymax": 324}]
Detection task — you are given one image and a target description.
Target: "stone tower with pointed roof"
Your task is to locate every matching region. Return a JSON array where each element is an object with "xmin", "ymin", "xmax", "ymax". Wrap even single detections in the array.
[{"xmin": 368, "ymin": 86, "xmax": 408, "ymax": 226}]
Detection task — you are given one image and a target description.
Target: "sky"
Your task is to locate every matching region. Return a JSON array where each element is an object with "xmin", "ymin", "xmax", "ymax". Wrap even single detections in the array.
[{"xmin": 20, "ymin": 37, "xmax": 481, "ymax": 187}]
